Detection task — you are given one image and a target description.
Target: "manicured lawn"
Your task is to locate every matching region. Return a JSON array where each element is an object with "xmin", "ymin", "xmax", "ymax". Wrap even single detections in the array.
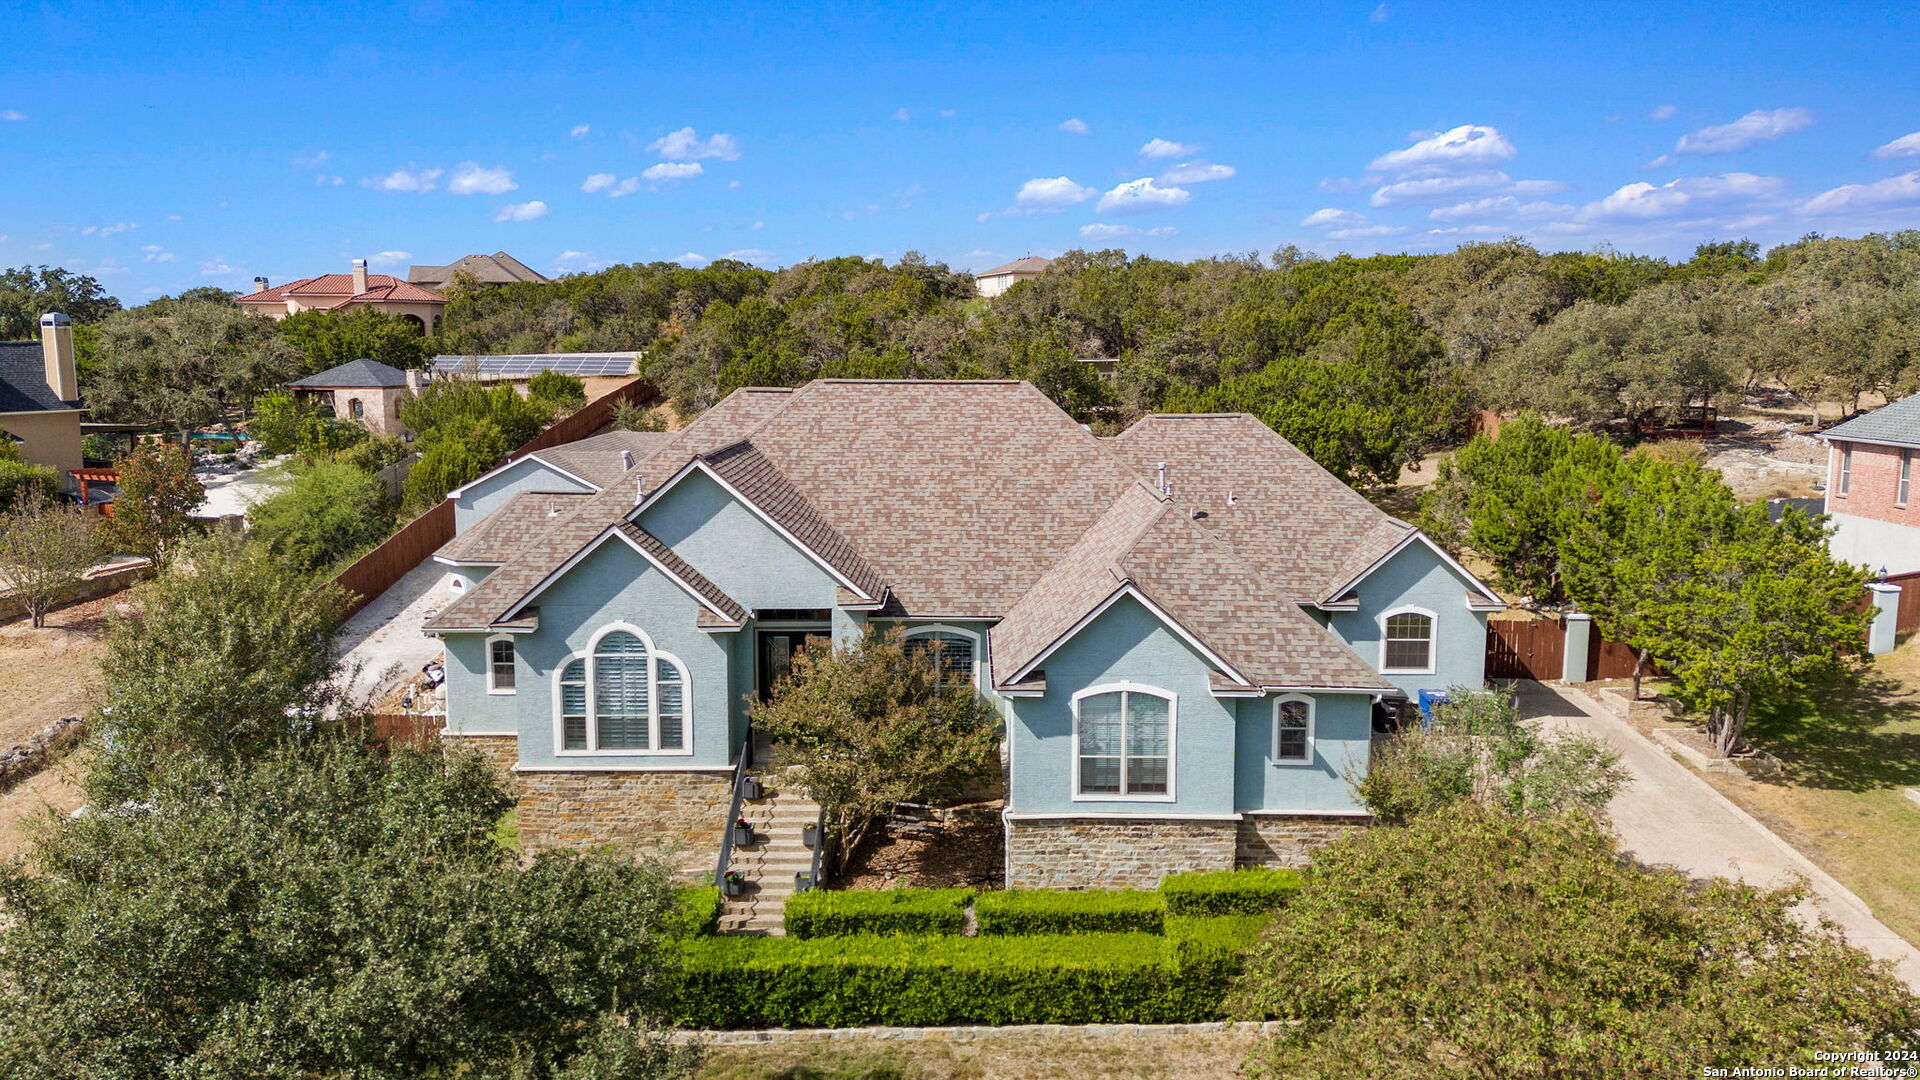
[{"xmin": 1698, "ymin": 635, "xmax": 1920, "ymax": 947}]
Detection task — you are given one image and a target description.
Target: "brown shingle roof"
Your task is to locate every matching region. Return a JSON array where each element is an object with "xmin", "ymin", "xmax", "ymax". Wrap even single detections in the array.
[
  {"xmin": 534, "ymin": 431, "xmax": 679, "ymax": 491},
  {"xmin": 977, "ymin": 256, "xmax": 1053, "ymax": 277},
  {"xmin": 435, "ymin": 491, "xmax": 590, "ymax": 564},
  {"xmin": 614, "ymin": 522, "xmax": 748, "ymax": 625},
  {"xmin": 695, "ymin": 439, "xmax": 886, "ymax": 600}
]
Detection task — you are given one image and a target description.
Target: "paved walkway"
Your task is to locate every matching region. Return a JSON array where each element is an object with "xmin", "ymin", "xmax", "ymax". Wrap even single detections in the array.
[
  {"xmin": 1518, "ymin": 680, "xmax": 1920, "ymax": 989},
  {"xmin": 333, "ymin": 559, "xmax": 448, "ymax": 709}
]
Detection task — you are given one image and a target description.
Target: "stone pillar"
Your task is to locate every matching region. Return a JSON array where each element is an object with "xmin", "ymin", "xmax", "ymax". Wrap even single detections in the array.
[
  {"xmin": 1561, "ymin": 612, "xmax": 1592, "ymax": 683},
  {"xmin": 1867, "ymin": 582, "xmax": 1902, "ymax": 656}
]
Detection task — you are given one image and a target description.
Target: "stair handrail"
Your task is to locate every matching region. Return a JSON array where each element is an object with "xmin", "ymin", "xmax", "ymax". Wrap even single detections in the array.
[
  {"xmin": 714, "ymin": 733, "xmax": 752, "ymax": 888},
  {"xmin": 805, "ymin": 803, "xmax": 825, "ymax": 890}
]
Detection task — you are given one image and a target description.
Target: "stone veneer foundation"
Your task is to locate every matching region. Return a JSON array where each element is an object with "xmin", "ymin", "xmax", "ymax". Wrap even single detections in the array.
[
  {"xmin": 1006, "ymin": 813, "xmax": 1371, "ymax": 888},
  {"xmin": 514, "ymin": 768, "xmax": 735, "ymax": 876},
  {"xmin": 442, "ymin": 733, "xmax": 520, "ymax": 791}
]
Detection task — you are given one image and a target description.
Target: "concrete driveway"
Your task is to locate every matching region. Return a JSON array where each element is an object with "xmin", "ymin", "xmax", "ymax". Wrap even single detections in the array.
[{"xmin": 1519, "ymin": 680, "xmax": 1920, "ymax": 990}]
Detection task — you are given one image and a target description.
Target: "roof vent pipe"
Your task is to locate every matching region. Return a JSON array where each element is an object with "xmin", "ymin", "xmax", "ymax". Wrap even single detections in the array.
[
  {"xmin": 634, "ymin": 476, "xmax": 646, "ymax": 505},
  {"xmin": 1156, "ymin": 461, "xmax": 1169, "ymax": 498},
  {"xmin": 620, "ymin": 449, "xmax": 634, "ymax": 471}
]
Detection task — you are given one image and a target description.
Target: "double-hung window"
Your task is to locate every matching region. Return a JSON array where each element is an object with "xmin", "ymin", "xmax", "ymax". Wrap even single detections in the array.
[
  {"xmin": 556, "ymin": 627, "xmax": 691, "ymax": 753},
  {"xmin": 1381, "ymin": 609, "xmax": 1436, "ymax": 673},
  {"xmin": 1839, "ymin": 446, "xmax": 1852, "ymax": 496},
  {"xmin": 487, "ymin": 637, "xmax": 516, "ymax": 693},
  {"xmin": 1900, "ymin": 449, "xmax": 1912, "ymax": 507},
  {"xmin": 1273, "ymin": 695, "xmax": 1314, "ymax": 763},
  {"xmin": 1073, "ymin": 685, "xmax": 1173, "ymax": 798}
]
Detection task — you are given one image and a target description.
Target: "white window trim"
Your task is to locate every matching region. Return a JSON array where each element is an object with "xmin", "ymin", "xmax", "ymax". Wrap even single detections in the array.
[
  {"xmin": 1899, "ymin": 449, "xmax": 1912, "ymax": 507},
  {"xmin": 1378, "ymin": 605, "xmax": 1437, "ymax": 676},
  {"xmin": 1838, "ymin": 446, "xmax": 1852, "ymax": 496},
  {"xmin": 1271, "ymin": 693, "xmax": 1316, "ymax": 765},
  {"xmin": 901, "ymin": 623, "xmax": 983, "ymax": 687},
  {"xmin": 485, "ymin": 633, "xmax": 518, "ymax": 695},
  {"xmin": 1069, "ymin": 681, "xmax": 1177, "ymax": 803},
  {"xmin": 550, "ymin": 621, "xmax": 695, "ymax": 757}
]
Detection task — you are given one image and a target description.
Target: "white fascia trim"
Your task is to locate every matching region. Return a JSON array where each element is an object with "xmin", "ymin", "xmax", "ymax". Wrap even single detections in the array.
[
  {"xmin": 997, "ymin": 689, "xmax": 1045, "ymax": 698},
  {"xmin": 512, "ymin": 764, "xmax": 733, "ymax": 774},
  {"xmin": 0, "ymin": 406, "xmax": 83, "ymax": 416},
  {"xmin": 1002, "ymin": 811, "xmax": 1243, "ymax": 822},
  {"xmin": 1240, "ymin": 808, "xmax": 1373, "ymax": 819},
  {"xmin": 1261, "ymin": 685, "xmax": 1391, "ymax": 695},
  {"xmin": 426, "ymin": 623, "xmax": 539, "ymax": 636},
  {"xmin": 1323, "ymin": 531, "xmax": 1502, "ymax": 610},
  {"xmin": 432, "ymin": 554, "xmax": 505, "ymax": 567},
  {"xmin": 1210, "ymin": 688, "xmax": 1266, "ymax": 699},
  {"xmin": 499, "ymin": 525, "xmax": 740, "ymax": 626},
  {"xmin": 626, "ymin": 456, "xmax": 877, "ymax": 603},
  {"xmin": 869, "ymin": 614, "xmax": 1004, "ymax": 623},
  {"xmin": 444, "ymin": 453, "xmax": 602, "ymax": 501},
  {"xmin": 1005, "ymin": 583, "xmax": 1252, "ymax": 687},
  {"xmin": 1816, "ymin": 433, "xmax": 1920, "ymax": 450}
]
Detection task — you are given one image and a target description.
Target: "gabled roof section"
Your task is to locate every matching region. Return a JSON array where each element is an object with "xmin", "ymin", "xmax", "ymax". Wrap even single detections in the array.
[
  {"xmin": 535, "ymin": 431, "xmax": 679, "ymax": 491},
  {"xmin": 0, "ymin": 342, "xmax": 77, "ymax": 413},
  {"xmin": 435, "ymin": 491, "xmax": 591, "ymax": 564},
  {"xmin": 992, "ymin": 483, "xmax": 1391, "ymax": 693},
  {"xmin": 1107, "ymin": 413, "xmax": 1417, "ymax": 602},
  {"xmin": 408, "ymin": 252, "xmax": 549, "ymax": 286},
  {"xmin": 1821, "ymin": 391, "xmax": 1920, "ymax": 449},
  {"xmin": 236, "ymin": 274, "xmax": 447, "ymax": 307},
  {"xmin": 613, "ymin": 522, "xmax": 748, "ymax": 626},
  {"xmin": 978, "ymin": 256, "xmax": 1052, "ymax": 277},
  {"xmin": 287, "ymin": 358, "xmax": 412, "ymax": 389}
]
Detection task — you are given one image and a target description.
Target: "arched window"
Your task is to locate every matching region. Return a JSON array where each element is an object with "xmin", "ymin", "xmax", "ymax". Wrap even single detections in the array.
[
  {"xmin": 1071, "ymin": 683, "xmax": 1175, "ymax": 799},
  {"xmin": 554, "ymin": 625, "xmax": 691, "ymax": 754},
  {"xmin": 1380, "ymin": 607, "xmax": 1436, "ymax": 674},
  {"xmin": 348, "ymin": 398, "xmax": 365, "ymax": 420},
  {"xmin": 1272, "ymin": 694, "xmax": 1314, "ymax": 763},
  {"xmin": 901, "ymin": 625, "xmax": 979, "ymax": 686}
]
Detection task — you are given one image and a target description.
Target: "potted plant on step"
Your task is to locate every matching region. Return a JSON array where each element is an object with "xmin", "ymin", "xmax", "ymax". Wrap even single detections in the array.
[
  {"xmin": 794, "ymin": 870, "xmax": 814, "ymax": 892},
  {"xmin": 731, "ymin": 817, "xmax": 753, "ymax": 847},
  {"xmin": 722, "ymin": 870, "xmax": 747, "ymax": 897},
  {"xmin": 801, "ymin": 822, "xmax": 819, "ymax": 849},
  {"xmin": 740, "ymin": 773, "xmax": 763, "ymax": 799}
]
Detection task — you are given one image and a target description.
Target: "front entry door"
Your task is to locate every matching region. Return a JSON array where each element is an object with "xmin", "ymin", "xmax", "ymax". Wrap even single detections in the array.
[{"xmin": 757, "ymin": 629, "xmax": 830, "ymax": 701}]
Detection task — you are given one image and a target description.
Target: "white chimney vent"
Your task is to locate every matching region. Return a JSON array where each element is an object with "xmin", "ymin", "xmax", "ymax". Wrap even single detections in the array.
[
  {"xmin": 253, "ymin": 276, "xmax": 270, "ymax": 294},
  {"xmin": 351, "ymin": 258, "xmax": 368, "ymax": 295},
  {"xmin": 38, "ymin": 313, "xmax": 78, "ymax": 403}
]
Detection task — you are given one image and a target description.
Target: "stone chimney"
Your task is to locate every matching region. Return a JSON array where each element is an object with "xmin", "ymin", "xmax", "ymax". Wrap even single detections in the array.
[
  {"xmin": 351, "ymin": 258, "xmax": 369, "ymax": 295},
  {"xmin": 38, "ymin": 313, "xmax": 78, "ymax": 402},
  {"xmin": 253, "ymin": 276, "xmax": 270, "ymax": 294}
]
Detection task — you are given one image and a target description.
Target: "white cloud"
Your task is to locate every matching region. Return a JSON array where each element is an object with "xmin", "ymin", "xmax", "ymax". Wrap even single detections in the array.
[
  {"xmin": 1801, "ymin": 171, "xmax": 1920, "ymax": 215},
  {"xmin": 1426, "ymin": 225, "xmax": 1506, "ymax": 237},
  {"xmin": 364, "ymin": 167, "xmax": 443, "ymax": 192},
  {"xmin": 675, "ymin": 252, "xmax": 708, "ymax": 264},
  {"xmin": 1331, "ymin": 224, "xmax": 1405, "ymax": 239},
  {"xmin": 570, "ymin": 124, "xmax": 590, "ymax": 138},
  {"xmin": 1147, "ymin": 226, "xmax": 1177, "ymax": 237},
  {"xmin": 80, "ymin": 222, "xmax": 137, "ymax": 236},
  {"xmin": 940, "ymin": 108, "xmax": 957, "ymax": 118},
  {"xmin": 1872, "ymin": 132, "xmax": 1920, "ymax": 160},
  {"xmin": 1301, "ymin": 207, "xmax": 1370, "ymax": 228},
  {"xmin": 1580, "ymin": 172, "xmax": 1785, "ymax": 221},
  {"xmin": 1017, "ymin": 176, "xmax": 1097, "ymax": 210},
  {"xmin": 1097, "ymin": 177, "xmax": 1191, "ymax": 215},
  {"xmin": 893, "ymin": 107, "xmax": 911, "ymax": 122},
  {"xmin": 448, "ymin": 162, "xmax": 518, "ymax": 195},
  {"xmin": 1139, "ymin": 138, "xmax": 1200, "ymax": 160},
  {"xmin": 641, "ymin": 161, "xmax": 703, "ymax": 182},
  {"xmin": 1369, "ymin": 124, "xmax": 1515, "ymax": 172},
  {"xmin": 1159, "ymin": 161, "xmax": 1235, "ymax": 184},
  {"xmin": 2, "ymin": 109, "xmax": 24, "ymax": 121},
  {"xmin": 140, "ymin": 245, "xmax": 175, "ymax": 263},
  {"xmin": 493, "ymin": 200, "xmax": 549, "ymax": 223},
  {"xmin": 723, "ymin": 249, "xmax": 772, "ymax": 264},
  {"xmin": 727, "ymin": 180, "xmax": 741, "ymax": 190},
  {"xmin": 582, "ymin": 173, "xmax": 616, "ymax": 193},
  {"xmin": 552, "ymin": 250, "xmax": 605, "ymax": 273},
  {"xmin": 649, "ymin": 126, "xmax": 741, "ymax": 161},
  {"xmin": 315, "ymin": 174, "xmax": 344, "ymax": 185},
  {"xmin": 1370, "ymin": 170, "xmax": 1511, "ymax": 206},
  {"xmin": 1369, "ymin": 3, "xmax": 1389, "ymax": 21},
  {"xmin": 369, "ymin": 251, "xmax": 411, "ymax": 267},
  {"xmin": 199, "ymin": 258, "xmax": 238, "ymax": 277},
  {"xmin": 293, "ymin": 149, "xmax": 330, "ymax": 168},
  {"xmin": 584, "ymin": 173, "xmax": 643, "ymax": 196},
  {"xmin": 1509, "ymin": 179, "xmax": 1568, "ymax": 196},
  {"xmin": 1080, "ymin": 223, "xmax": 1138, "ymax": 241},
  {"xmin": 1059, "ymin": 118, "xmax": 1090, "ymax": 135},
  {"xmin": 1429, "ymin": 196, "xmax": 1572, "ymax": 222},
  {"xmin": 1649, "ymin": 104, "xmax": 1678, "ymax": 121},
  {"xmin": 750, "ymin": 220, "xmax": 765, "ymax": 230},
  {"xmin": 1670, "ymin": 107, "xmax": 1812, "ymax": 156}
]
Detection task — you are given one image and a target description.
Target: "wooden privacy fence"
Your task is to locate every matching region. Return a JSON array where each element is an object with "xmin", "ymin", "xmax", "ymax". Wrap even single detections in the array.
[
  {"xmin": 349, "ymin": 713, "xmax": 445, "ymax": 748},
  {"xmin": 328, "ymin": 377, "xmax": 656, "ymax": 618},
  {"xmin": 1887, "ymin": 569, "xmax": 1920, "ymax": 634},
  {"xmin": 1485, "ymin": 616, "xmax": 1648, "ymax": 683}
]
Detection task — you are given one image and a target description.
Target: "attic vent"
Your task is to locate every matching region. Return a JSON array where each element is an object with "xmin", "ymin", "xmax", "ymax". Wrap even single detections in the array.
[
  {"xmin": 1227, "ymin": 490, "xmax": 1238, "ymax": 506},
  {"xmin": 620, "ymin": 449, "xmax": 634, "ymax": 471},
  {"xmin": 1156, "ymin": 461, "xmax": 1172, "ymax": 499}
]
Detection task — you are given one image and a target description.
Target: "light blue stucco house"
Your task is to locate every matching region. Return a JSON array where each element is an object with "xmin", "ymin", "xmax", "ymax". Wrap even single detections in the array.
[{"xmin": 425, "ymin": 380, "xmax": 1501, "ymax": 888}]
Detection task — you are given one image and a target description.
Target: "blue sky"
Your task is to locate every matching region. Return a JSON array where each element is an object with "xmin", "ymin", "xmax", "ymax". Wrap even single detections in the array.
[{"xmin": 5, "ymin": 0, "xmax": 1920, "ymax": 301}]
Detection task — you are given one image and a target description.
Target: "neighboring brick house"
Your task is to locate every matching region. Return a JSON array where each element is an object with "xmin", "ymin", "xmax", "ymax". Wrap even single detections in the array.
[
  {"xmin": 285, "ymin": 359, "xmax": 422, "ymax": 439},
  {"xmin": 236, "ymin": 259, "xmax": 448, "ymax": 333},
  {"xmin": 1820, "ymin": 391, "xmax": 1920, "ymax": 574},
  {"xmin": 0, "ymin": 313, "xmax": 84, "ymax": 491},
  {"xmin": 423, "ymin": 380, "xmax": 1501, "ymax": 888}
]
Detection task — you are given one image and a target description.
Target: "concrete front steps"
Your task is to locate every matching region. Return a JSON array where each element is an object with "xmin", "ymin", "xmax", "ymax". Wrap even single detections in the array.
[{"xmin": 718, "ymin": 779, "xmax": 822, "ymax": 936}]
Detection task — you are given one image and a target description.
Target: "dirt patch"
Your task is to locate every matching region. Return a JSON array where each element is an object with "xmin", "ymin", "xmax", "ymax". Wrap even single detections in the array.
[
  {"xmin": 696, "ymin": 1028, "xmax": 1263, "ymax": 1080},
  {"xmin": 836, "ymin": 803, "xmax": 1005, "ymax": 890},
  {"xmin": 1698, "ymin": 415, "xmax": 1827, "ymax": 502},
  {"xmin": 0, "ymin": 749, "xmax": 87, "ymax": 860},
  {"xmin": 0, "ymin": 595, "xmax": 116, "ymax": 751}
]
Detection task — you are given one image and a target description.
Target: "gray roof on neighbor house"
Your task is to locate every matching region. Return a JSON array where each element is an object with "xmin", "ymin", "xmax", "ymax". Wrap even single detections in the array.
[
  {"xmin": 1821, "ymin": 392, "xmax": 1920, "ymax": 448},
  {"xmin": 423, "ymin": 379, "xmax": 1473, "ymax": 694},
  {"xmin": 976, "ymin": 256, "xmax": 1052, "ymax": 278},
  {"xmin": 0, "ymin": 341, "xmax": 77, "ymax": 413},
  {"xmin": 408, "ymin": 252, "xmax": 550, "ymax": 287},
  {"xmin": 287, "ymin": 358, "xmax": 411, "ymax": 389}
]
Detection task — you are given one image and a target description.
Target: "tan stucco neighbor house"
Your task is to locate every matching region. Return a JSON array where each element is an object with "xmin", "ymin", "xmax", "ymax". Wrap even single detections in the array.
[
  {"xmin": 287, "ymin": 358, "xmax": 421, "ymax": 438},
  {"xmin": 236, "ymin": 259, "xmax": 449, "ymax": 333},
  {"xmin": 0, "ymin": 313, "xmax": 85, "ymax": 491},
  {"xmin": 407, "ymin": 252, "xmax": 550, "ymax": 292},
  {"xmin": 974, "ymin": 256, "xmax": 1052, "ymax": 298}
]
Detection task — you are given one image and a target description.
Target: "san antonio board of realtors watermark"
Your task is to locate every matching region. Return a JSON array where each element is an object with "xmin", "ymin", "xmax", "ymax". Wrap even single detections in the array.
[{"xmin": 1701, "ymin": 1055, "xmax": 1918, "ymax": 1079}]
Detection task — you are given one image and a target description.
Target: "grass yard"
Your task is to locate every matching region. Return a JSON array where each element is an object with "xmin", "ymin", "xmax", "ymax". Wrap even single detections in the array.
[
  {"xmin": 1693, "ymin": 634, "xmax": 1920, "ymax": 947},
  {"xmin": 694, "ymin": 1027, "xmax": 1265, "ymax": 1080}
]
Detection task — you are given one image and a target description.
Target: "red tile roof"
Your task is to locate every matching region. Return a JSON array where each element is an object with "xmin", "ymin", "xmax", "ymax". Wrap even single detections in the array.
[{"xmin": 235, "ymin": 273, "xmax": 447, "ymax": 306}]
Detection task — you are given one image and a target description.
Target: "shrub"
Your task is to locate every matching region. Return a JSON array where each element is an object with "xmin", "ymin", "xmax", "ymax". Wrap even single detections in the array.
[
  {"xmin": 663, "ymin": 927, "xmax": 1251, "ymax": 1029},
  {"xmin": 664, "ymin": 887, "xmax": 722, "ymax": 938},
  {"xmin": 0, "ymin": 458, "xmax": 59, "ymax": 513},
  {"xmin": 974, "ymin": 889, "xmax": 1164, "ymax": 935},
  {"xmin": 783, "ymin": 888, "xmax": 971, "ymax": 938},
  {"xmin": 102, "ymin": 441, "xmax": 203, "ymax": 564},
  {"xmin": 1229, "ymin": 804, "xmax": 1920, "ymax": 1079},
  {"xmin": 528, "ymin": 370, "xmax": 588, "ymax": 416},
  {"xmin": 1160, "ymin": 868, "xmax": 1302, "ymax": 915},
  {"xmin": 248, "ymin": 459, "xmax": 393, "ymax": 573}
]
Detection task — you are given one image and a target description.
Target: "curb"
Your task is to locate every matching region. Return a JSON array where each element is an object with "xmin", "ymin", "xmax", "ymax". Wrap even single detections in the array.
[{"xmin": 675, "ymin": 1020, "xmax": 1293, "ymax": 1045}]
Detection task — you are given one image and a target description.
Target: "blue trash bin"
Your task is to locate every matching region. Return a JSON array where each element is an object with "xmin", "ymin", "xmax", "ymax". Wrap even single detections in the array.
[{"xmin": 1416, "ymin": 688, "xmax": 1451, "ymax": 728}]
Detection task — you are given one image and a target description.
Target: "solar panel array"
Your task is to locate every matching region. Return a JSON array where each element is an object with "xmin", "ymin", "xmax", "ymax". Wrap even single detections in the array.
[{"xmin": 430, "ymin": 354, "xmax": 638, "ymax": 377}]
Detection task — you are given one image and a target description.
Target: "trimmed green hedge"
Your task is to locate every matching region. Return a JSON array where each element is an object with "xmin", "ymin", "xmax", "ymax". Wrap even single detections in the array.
[
  {"xmin": 783, "ymin": 888, "xmax": 973, "ymax": 938},
  {"xmin": 664, "ymin": 924, "xmax": 1258, "ymax": 1028},
  {"xmin": 1160, "ymin": 868, "xmax": 1302, "ymax": 915},
  {"xmin": 974, "ymin": 888, "xmax": 1165, "ymax": 936},
  {"xmin": 664, "ymin": 886, "xmax": 722, "ymax": 937}
]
